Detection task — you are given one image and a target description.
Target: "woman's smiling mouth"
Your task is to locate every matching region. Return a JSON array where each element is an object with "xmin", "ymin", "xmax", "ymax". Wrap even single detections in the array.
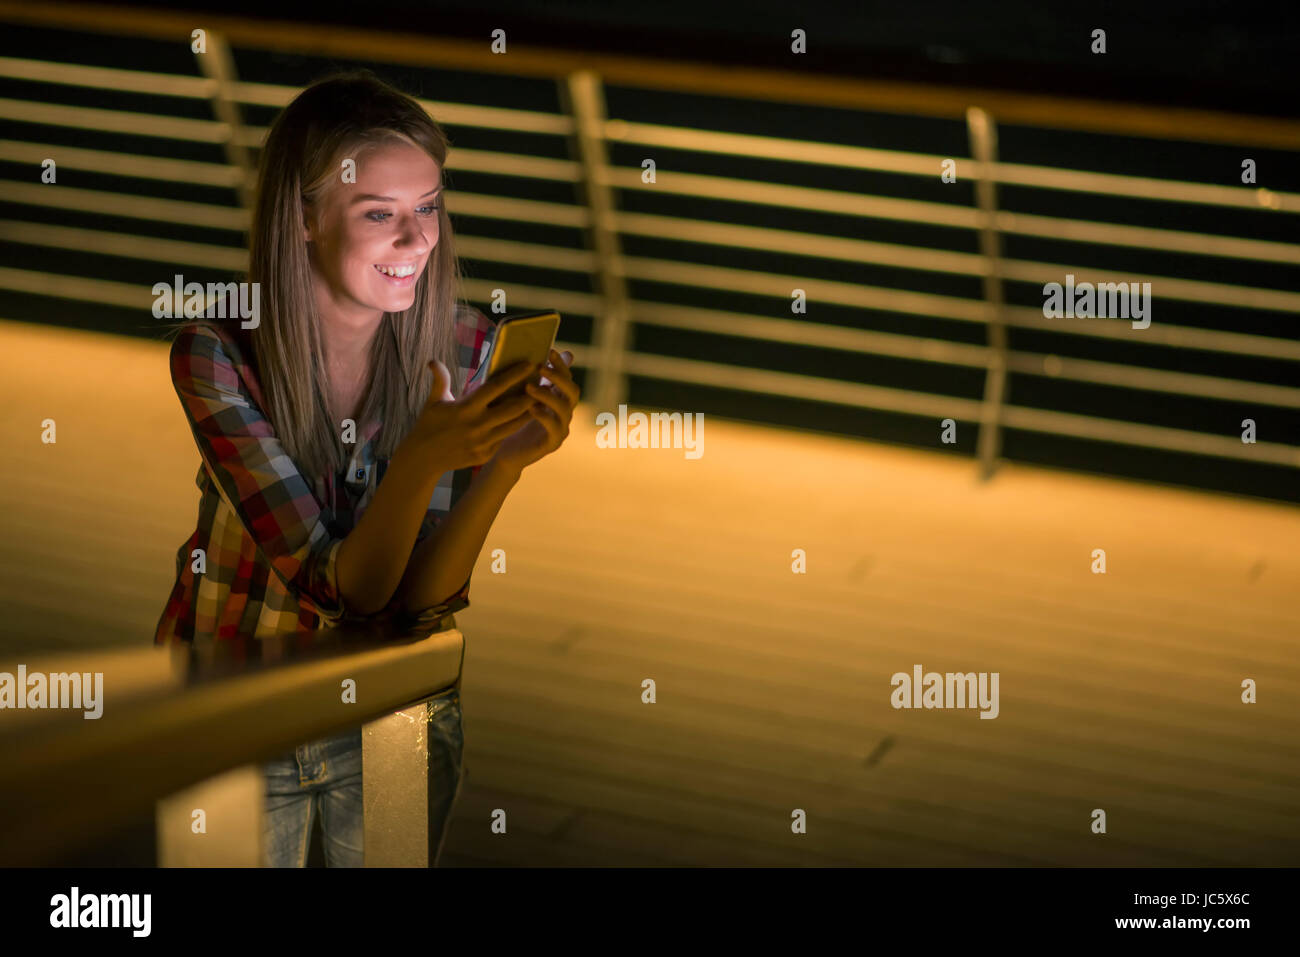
[{"xmin": 374, "ymin": 262, "xmax": 419, "ymax": 286}]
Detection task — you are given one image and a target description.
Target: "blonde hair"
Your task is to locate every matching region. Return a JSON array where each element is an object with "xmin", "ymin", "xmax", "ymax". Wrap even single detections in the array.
[{"xmin": 169, "ymin": 70, "xmax": 468, "ymax": 479}]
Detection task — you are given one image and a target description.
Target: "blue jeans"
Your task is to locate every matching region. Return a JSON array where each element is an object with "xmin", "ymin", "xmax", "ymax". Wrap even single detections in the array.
[{"xmin": 260, "ymin": 689, "xmax": 465, "ymax": 867}]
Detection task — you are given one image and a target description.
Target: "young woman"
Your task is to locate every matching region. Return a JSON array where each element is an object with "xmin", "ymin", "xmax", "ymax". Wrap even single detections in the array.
[{"xmin": 154, "ymin": 71, "xmax": 578, "ymax": 866}]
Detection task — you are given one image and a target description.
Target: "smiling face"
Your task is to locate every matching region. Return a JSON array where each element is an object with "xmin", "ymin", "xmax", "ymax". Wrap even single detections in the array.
[{"xmin": 304, "ymin": 138, "xmax": 442, "ymax": 328}]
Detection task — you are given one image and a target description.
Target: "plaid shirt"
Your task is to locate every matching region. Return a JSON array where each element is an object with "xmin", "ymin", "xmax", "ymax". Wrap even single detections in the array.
[{"xmin": 154, "ymin": 305, "xmax": 498, "ymax": 644}]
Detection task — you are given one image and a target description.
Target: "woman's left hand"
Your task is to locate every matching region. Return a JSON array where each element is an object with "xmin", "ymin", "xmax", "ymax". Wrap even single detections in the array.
[{"xmin": 488, "ymin": 349, "xmax": 578, "ymax": 475}]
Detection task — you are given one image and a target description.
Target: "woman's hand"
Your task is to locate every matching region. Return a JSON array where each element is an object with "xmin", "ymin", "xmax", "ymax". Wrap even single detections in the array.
[
  {"xmin": 489, "ymin": 349, "xmax": 578, "ymax": 476},
  {"xmin": 408, "ymin": 358, "xmax": 540, "ymax": 475}
]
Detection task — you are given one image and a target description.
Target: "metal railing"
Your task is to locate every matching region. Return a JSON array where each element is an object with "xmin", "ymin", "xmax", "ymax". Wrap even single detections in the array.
[
  {"xmin": 0, "ymin": 622, "xmax": 467, "ymax": 866},
  {"xmin": 1, "ymin": 0, "xmax": 1298, "ymax": 483}
]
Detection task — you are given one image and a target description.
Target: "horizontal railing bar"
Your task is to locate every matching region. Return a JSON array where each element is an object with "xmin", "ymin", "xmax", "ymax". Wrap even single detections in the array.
[
  {"xmin": 622, "ymin": 350, "xmax": 1300, "ymax": 466},
  {"xmin": 448, "ymin": 190, "xmax": 592, "ymax": 229},
  {"xmin": 607, "ymin": 118, "xmax": 940, "ymax": 174},
  {"xmin": 993, "ymin": 209, "xmax": 1300, "ymax": 265},
  {"xmin": 0, "ymin": 265, "xmax": 153, "ymax": 308},
  {"xmin": 998, "ymin": 260, "xmax": 1300, "ymax": 313},
  {"xmin": 411, "ymin": 98, "xmax": 575, "ymax": 136},
  {"xmin": 0, "ymin": 219, "xmax": 248, "ymax": 270},
  {"xmin": 624, "ymin": 348, "xmax": 987, "ymax": 419},
  {"xmin": 0, "ymin": 139, "xmax": 244, "ymax": 187},
  {"xmin": 0, "ymin": 139, "xmax": 571, "ymax": 191},
  {"xmin": 602, "ymin": 156, "xmax": 1300, "ymax": 218},
  {"xmin": 619, "ymin": 255, "xmax": 991, "ymax": 321},
  {"xmin": 999, "ymin": 404, "xmax": 1300, "ymax": 467},
  {"xmin": 436, "ymin": 146, "xmax": 583, "ymax": 183},
  {"xmin": 615, "ymin": 209, "xmax": 986, "ymax": 275},
  {"xmin": 617, "ymin": 253, "xmax": 1300, "ymax": 319},
  {"xmin": 227, "ymin": 82, "xmax": 579, "ymax": 136},
  {"xmin": 0, "ymin": 179, "xmax": 589, "ymax": 233},
  {"xmin": 0, "ymin": 55, "xmax": 215, "ymax": 98},
  {"xmin": 0, "ymin": 180, "xmax": 248, "ymax": 230},
  {"xmin": 0, "ymin": 96, "xmax": 231, "ymax": 143},
  {"xmin": 632, "ymin": 300, "xmax": 992, "ymax": 367},
  {"xmin": 603, "ymin": 165, "xmax": 978, "ymax": 224},
  {"xmin": 230, "ymin": 98, "xmax": 575, "ymax": 146},
  {"xmin": 3, "ymin": 2, "xmax": 1299, "ymax": 150},
  {"xmin": 650, "ymin": 291, "xmax": 1300, "ymax": 365},
  {"xmin": 1002, "ymin": 305, "xmax": 1300, "ymax": 362},
  {"xmin": 456, "ymin": 235, "xmax": 597, "ymax": 273},
  {"xmin": 458, "ymin": 279, "xmax": 603, "ymax": 319},
  {"xmin": 990, "ymin": 160, "xmax": 1299, "ymax": 213},
  {"xmin": 623, "ymin": 197, "xmax": 1298, "ymax": 267},
  {"xmin": 1004, "ymin": 352, "xmax": 1300, "ymax": 408},
  {"xmin": 632, "ymin": 302, "xmax": 1300, "ymax": 407},
  {"xmin": 0, "ymin": 267, "xmax": 609, "ymax": 321}
]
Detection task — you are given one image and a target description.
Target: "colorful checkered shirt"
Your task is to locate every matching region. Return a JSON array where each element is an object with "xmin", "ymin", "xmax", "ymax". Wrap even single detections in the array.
[{"xmin": 154, "ymin": 304, "xmax": 498, "ymax": 644}]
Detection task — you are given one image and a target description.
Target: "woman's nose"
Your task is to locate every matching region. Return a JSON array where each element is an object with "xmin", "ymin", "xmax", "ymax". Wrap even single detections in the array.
[{"xmin": 397, "ymin": 213, "xmax": 432, "ymax": 254}]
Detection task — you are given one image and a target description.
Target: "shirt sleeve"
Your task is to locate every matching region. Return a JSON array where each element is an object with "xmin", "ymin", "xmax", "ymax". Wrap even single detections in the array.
[
  {"xmin": 390, "ymin": 304, "xmax": 499, "ymax": 629},
  {"xmin": 170, "ymin": 323, "xmax": 350, "ymax": 626}
]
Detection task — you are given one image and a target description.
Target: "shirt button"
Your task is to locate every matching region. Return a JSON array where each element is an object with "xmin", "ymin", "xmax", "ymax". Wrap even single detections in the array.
[{"xmin": 355, "ymin": 468, "xmax": 365, "ymax": 480}]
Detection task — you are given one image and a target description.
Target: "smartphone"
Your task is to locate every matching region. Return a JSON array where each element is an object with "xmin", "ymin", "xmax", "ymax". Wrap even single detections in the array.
[{"xmin": 474, "ymin": 310, "xmax": 562, "ymax": 402}]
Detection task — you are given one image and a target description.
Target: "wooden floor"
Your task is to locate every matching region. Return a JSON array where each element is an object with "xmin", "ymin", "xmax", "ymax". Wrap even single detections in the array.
[{"xmin": 3, "ymin": 318, "xmax": 1299, "ymax": 867}]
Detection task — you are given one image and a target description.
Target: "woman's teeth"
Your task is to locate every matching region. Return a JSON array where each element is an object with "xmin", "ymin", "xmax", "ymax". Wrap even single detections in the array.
[{"xmin": 374, "ymin": 264, "xmax": 417, "ymax": 278}]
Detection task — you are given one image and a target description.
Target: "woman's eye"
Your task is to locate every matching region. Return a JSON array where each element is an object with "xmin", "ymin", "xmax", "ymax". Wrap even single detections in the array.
[{"xmin": 366, "ymin": 206, "xmax": 439, "ymax": 221}]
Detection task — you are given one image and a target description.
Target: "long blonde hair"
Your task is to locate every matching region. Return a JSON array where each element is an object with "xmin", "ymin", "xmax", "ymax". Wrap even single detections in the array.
[{"xmin": 168, "ymin": 70, "xmax": 468, "ymax": 479}]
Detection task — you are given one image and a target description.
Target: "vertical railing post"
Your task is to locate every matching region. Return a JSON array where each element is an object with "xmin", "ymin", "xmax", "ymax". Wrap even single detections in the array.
[
  {"xmin": 967, "ymin": 107, "xmax": 1009, "ymax": 481},
  {"xmin": 194, "ymin": 30, "xmax": 255, "ymax": 212},
  {"xmin": 560, "ymin": 69, "xmax": 632, "ymax": 414},
  {"xmin": 362, "ymin": 702, "xmax": 433, "ymax": 866}
]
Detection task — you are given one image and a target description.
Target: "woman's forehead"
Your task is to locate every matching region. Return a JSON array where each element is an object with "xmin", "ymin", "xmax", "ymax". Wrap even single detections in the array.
[{"xmin": 350, "ymin": 139, "xmax": 440, "ymax": 187}]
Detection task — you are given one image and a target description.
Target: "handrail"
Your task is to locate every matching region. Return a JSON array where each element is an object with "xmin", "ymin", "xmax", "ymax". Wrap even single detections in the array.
[{"xmin": 0, "ymin": 622, "xmax": 467, "ymax": 866}]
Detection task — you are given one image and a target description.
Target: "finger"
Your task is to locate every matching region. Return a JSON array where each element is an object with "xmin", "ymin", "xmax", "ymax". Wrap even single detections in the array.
[
  {"xmin": 541, "ymin": 349, "xmax": 574, "ymax": 380},
  {"xmin": 539, "ymin": 351, "xmax": 578, "ymax": 403},
  {"xmin": 470, "ymin": 360, "xmax": 539, "ymax": 408},
  {"xmin": 527, "ymin": 402, "xmax": 563, "ymax": 444},
  {"xmin": 426, "ymin": 359, "xmax": 454, "ymax": 403},
  {"xmin": 483, "ymin": 408, "xmax": 536, "ymax": 443},
  {"xmin": 480, "ymin": 391, "xmax": 538, "ymax": 429},
  {"xmin": 525, "ymin": 381, "xmax": 570, "ymax": 419},
  {"xmin": 531, "ymin": 376, "xmax": 576, "ymax": 416}
]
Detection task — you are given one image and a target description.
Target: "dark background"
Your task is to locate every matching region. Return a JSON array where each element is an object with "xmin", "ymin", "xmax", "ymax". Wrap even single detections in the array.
[{"xmin": 96, "ymin": 0, "xmax": 1300, "ymax": 116}]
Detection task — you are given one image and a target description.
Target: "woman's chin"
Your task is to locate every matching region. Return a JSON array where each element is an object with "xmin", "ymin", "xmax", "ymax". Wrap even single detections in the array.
[{"xmin": 368, "ymin": 289, "xmax": 418, "ymax": 313}]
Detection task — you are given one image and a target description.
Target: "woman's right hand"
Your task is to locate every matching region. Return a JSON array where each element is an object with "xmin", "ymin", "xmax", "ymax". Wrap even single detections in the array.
[{"xmin": 410, "ymin": 358, "xmax": 540, "ymax": 474}]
